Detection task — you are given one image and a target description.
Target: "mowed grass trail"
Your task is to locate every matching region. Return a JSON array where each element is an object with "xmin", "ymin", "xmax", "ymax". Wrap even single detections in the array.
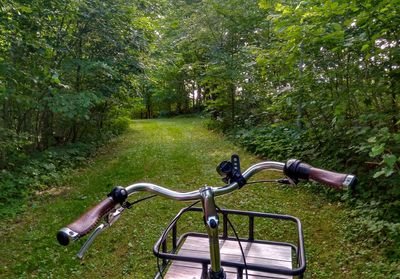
[{"xmin": 0, "ymin": 118, "xmax": 385, "ymax": 278}]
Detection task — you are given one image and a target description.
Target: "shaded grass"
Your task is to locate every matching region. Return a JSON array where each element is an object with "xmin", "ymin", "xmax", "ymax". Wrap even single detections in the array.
[{"xmin": 0, "ymin": 118, "xmax": 396, "ymax": 278}]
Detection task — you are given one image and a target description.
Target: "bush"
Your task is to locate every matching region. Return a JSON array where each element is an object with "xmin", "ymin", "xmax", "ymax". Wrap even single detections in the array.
[
  {"xmin": 0, "ymin": 142, "xmax": 96, "ymax": 218},
  {"xmin": 350, "ymin": 201, "xmax": 400, "ymax": 261},
  {"xmin": 204, "ymin": 118, "xmax": 226, "ymax": 131},
  {"xmin": 228, "ymin": 121, "xmax": 400, "ymax": 261},
  {"xmin": 233, "ymin": 124, "xmax": 307, "ymax": 161},
  {"xmin": 0, "ymin": 127, "xmax": 31, "ymax": 169},
  {"xmin": 106, "ymin": 116, "xmax": 131, "ymax": 136}
]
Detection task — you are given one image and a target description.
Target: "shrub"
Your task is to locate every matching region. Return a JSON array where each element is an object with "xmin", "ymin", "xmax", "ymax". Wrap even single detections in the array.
[
  {"xmin": 0, "ymin": 142, "xmax": 96, "ymax": 218},
  {"xmin": 107, "ymin": 116, "xmax": 131, "ymax": 136},
  {"xmin": 233, "ymin": 124, "xmax": 307, "ymax": 161},
  {"xmin": 229, "ymin": 121, "xmax": 400, "ymax": 261}
]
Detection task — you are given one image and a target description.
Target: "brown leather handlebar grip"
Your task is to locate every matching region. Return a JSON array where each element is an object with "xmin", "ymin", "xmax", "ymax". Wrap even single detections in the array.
[
  {"xmin": 69, "ymin": 197, "xmax": 117, "ymax": 235},
  {"xmin": 57, "ymin": 197, "xmax": 117, "ymax": 246},
  {"xmin": 57, "ymin": 186, "xmax": 128, "ymax": 246},
  {"xmin": 284, "ymin": 159, "xmax": 357, "ymax": 190},
  {"xmin": 309, "ymin": 167, "xmax": 357, "ymax": 190}
]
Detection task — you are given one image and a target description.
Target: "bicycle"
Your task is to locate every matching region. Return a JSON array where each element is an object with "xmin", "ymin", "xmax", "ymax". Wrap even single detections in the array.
[{"xmin": 57, "ymin": 154, "xmax": 357, "ymax": 279}]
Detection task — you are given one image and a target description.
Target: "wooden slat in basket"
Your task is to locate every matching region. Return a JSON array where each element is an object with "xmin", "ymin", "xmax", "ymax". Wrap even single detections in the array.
[{"xmin": 164, "ymin": 236, "xmax": 293, "ymax": 279}]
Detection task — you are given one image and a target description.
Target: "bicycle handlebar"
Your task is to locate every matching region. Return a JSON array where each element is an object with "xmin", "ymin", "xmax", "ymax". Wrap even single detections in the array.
[{"xmin": 57, "ymin": 159, "xmax": 356, "ymax": 246}]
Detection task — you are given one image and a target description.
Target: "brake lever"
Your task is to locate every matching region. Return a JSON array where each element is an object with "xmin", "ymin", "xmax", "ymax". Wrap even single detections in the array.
[
  {"xmin": 77, "ymin": 222, "xmax": 108, "ymax": 259},
  {"xmin": 76, "ymin": 206, "xmax": 125, "ymax": 259},
  {"xmin": 278, "ymin": 177, "xmax": 298, "ymax": 185},
  {"xmin": 106, "ymin": 206, "xmax": 125, "ymax": 226}
]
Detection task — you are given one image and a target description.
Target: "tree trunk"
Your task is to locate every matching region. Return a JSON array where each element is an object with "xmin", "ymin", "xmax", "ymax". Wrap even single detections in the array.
[{"xmin": 230, "ymin": 83, "xmax": 235, "ymax": 127}]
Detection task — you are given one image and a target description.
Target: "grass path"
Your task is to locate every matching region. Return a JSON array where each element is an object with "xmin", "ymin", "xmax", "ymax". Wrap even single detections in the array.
[{"xmin": 0, "ymin": 118, "xmax": 389, "ymax": 278}]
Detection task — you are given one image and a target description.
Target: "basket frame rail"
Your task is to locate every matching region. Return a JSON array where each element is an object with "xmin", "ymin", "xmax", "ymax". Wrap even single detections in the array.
[{"xmin": 153, "ymin": 207, "xmax": 306, "ymax": 279}]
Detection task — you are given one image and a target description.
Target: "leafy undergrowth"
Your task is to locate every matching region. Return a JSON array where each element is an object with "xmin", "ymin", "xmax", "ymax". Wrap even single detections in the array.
[
  {"xmin": 0, "ymin": 118, "xmax": 398, "ymax": 278},
  {"xmin": 0, "ymin": 142, "xmax": 98, "ymax": 218}
]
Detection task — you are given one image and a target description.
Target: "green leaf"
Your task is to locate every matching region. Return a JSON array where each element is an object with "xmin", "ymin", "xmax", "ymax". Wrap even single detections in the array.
[
  {"xmin": 369, "ymin": 144, "xmax": 385, "ymax": 157},
  {"xmin": 393, "ymin": 133, "xmax": 400, "ymax": 143},
  {"xmin": 383, "ymin": 154, "xmax": 397, "ymax": 168},
  {"xmin": 51, "ymin": 73, "xmax": 60, "ymax": 84},
  {"xmin": 19, "ymin": 6, "xmax": 32, "ymax": 13},
  {"xmin": 384, "ymin": 168, "xmax": 394, "ymax": 177},
  {"xmin": 373, "ymin": 170, "xmax": 386, "ymax": 178},
  {"xmin": 332, "ymin": 23, "xmax": 342, "ymax": 32},
  {"xmin": 361, "ymin": 44, "xmax": 369, "ymax": 52},
  {"xmin": 275, "ymin": 3, "xmax": 284, "ymax": 12},
  {"xmin": 258, "ymin": 0, "xmax": 272, "ymax": 9}
]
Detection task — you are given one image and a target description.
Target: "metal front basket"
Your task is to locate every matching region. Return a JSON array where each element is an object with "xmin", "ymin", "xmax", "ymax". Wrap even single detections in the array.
[{"xmin": 153, "ymin": 207, "xmax": 306, "ymax": 279}]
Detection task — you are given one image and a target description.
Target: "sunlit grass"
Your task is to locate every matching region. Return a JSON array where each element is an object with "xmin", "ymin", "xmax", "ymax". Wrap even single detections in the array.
[{"xmin": 0, "ymin": 118, "xmax": 394, "ymax": 278}]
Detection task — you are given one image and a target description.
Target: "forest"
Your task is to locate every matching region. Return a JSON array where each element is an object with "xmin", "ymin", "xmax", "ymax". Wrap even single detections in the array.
[{"xmin": 0, "ymin": 0, "xmax": 399, "ymax": 274}]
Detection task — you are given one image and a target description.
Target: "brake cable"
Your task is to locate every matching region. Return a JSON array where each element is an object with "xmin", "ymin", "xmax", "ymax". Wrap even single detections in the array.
[
  {"xmin": 215, "ymin": 204, "xmax": 249, "ymax": 279},
  {"xmin": 122, "ymin": 194, "xmax": 158, "ymax": 209},
  {"xmin": 245, "ymin": 178, "xmax": 293, "ymax": 185},
  {"xmin": 156, "ymin": 201, "xmax": 200, "ymax": 279}
]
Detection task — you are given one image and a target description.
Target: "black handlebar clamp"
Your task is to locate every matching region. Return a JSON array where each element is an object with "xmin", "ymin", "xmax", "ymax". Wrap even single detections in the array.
[
  {"xmin": 283, "ymin": 159, "xmax": 311, "ymax": 184},
  {"xmin": 216, "ymin": 154, "xmax": 246, "ymax": 188}
]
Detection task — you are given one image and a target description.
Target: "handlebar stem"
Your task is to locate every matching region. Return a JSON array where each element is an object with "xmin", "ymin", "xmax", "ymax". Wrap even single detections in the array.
[{"xmin": 200, "ymin": 187, "xmax": 223, "ymax": 276}]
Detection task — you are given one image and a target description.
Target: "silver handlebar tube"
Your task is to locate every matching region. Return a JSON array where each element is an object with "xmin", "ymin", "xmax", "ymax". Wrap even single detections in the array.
[
  {"xmin": 125, "ymin": 161, "xmax": 285, "ymax": 200},
  {"xmin": 71, "ymin": 161, "xmax": 285, "ymax": 260}
]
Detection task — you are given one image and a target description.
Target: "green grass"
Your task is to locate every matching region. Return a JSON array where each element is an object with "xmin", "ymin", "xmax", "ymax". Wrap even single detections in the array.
[{"xmin": 0, "ymin": 118, "xmax": 397, "ymax": 278}]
